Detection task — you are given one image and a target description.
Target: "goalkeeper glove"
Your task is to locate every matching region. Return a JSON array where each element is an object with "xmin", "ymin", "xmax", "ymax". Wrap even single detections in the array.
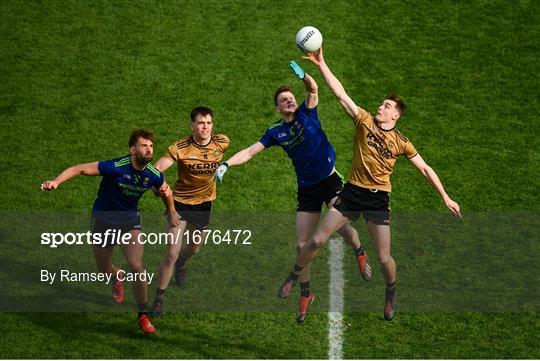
[
  {"xmin": 213, "ymin": 162, "xmax": 229, "ymax": 183},
  {"xmin": 289, "ymin": 60, "xmax": 305, "ymax": 80}
]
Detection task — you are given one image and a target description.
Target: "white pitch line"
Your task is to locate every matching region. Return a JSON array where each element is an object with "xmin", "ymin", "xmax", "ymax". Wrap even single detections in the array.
[{"xmin": 328, "ymin": 237, "xmax": 344, "ymax": 360}]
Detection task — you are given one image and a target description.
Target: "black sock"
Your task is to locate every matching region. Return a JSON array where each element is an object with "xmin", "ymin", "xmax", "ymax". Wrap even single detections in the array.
[
  {"xmin": 386, "ymin": 281, "xmax": 396, "ymax": 301},
  {"xmin": 288, "ymin": 272, "xmax": 299, "ymax": 282},
  {"xmin": 287, "ymin": 263, "xmax": 303, "ymax": 282},
  {"xmin": 137, "ymin": 302, "xmax": 148, "ymax": 317},
  {"xmin": 354, "ymin": 245, "xmax": 365, "ymax": 257},
  {"xmin": 175, "ymin": 256, "xmax": 186, "ymax": 269},
  {"xmin": 155, "ymin": 288, "xmax": 166, "ymax": 302},
  {"xmin": 300, "ymin": 281, "xmax": 310, "ymax": 297}
]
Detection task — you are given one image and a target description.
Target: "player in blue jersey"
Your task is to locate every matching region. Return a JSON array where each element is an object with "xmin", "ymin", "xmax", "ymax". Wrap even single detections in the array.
[
  {"xmin": 41, "ymin": 129, "xmax": 180, "ymax": 334},
  {"xmin": 214, "ymin": 62, "xmax": 372, "ymax": 323}
]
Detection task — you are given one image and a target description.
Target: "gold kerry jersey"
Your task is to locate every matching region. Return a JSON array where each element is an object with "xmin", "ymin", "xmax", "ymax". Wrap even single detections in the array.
[
  {"xmin": 350, "ymin": 107, "xmax": 417, "ymax": 192},
  {"xmin": 163, "ymin": 134, "xmax": 229, "ymax": 204}
]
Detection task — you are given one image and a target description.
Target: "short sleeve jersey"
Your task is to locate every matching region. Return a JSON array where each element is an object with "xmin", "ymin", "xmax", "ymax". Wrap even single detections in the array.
[
  {"xmin": 163, "ymin": 134, "xmax": 229, "ymax": 205},
  {"xmin": 350, "ymin": 107, "xmax": 417, "ymax": 192},
  {"xmin": 92, "ymin": 155, "xmax": 165, "ymax": 224},
  {"xmin": 259, "ymin": 101, "xmax": 335, "ymax": 188}
]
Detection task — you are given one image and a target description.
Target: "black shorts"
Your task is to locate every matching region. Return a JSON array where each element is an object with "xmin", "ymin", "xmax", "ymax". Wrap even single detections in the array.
[
  {"xmin": 175, "ymin": 201, "xmax": 212, "ymax": 229},
  {"xmin": 333, "ymin": 182, "xmax": 391, "ymax": 225},
  {"xmin": 297, "ymin": 172, "xmax": 344, "ymax": 212},
  {"xmin": 90, "ymin": 215, "xmax": 142, "ymax": 248}
]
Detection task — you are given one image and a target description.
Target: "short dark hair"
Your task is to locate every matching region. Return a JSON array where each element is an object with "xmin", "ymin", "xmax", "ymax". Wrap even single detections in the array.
[
  {"xmin": 128, "ymin": 128, "xmax": 154, "ymax": 147},
  {"xmin": 190, "ymin": 106, "xmax": 213, "ymax": 122},
  {"xmin": 385, "ymin": 93, "xmax": 407, "ymax": 117},
  {"xmin": 274, "ymin": 85, "xmax": 293, "ymax": 105}
]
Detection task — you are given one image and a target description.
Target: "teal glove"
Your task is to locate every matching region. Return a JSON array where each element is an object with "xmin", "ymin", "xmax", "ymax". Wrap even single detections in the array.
[
  {"xmin": 290, "ymin": 60, "xmax": 305, "ymax": 80},
  {"xmin": 213, "ymin": 162, "xmax": 229, "ymax": 183}
]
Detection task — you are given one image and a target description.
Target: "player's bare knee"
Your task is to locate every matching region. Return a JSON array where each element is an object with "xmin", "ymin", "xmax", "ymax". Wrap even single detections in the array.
[
  {"xmin": 378, "ymin": 254, "xmax": 393, "ymax": 266},
  {"xmin": 311, "ymin": 236, "xmax": 326, "ymax": 249},
  {"xmin": 316, "ymin": 225, "xmax": 335, "ymax": 242},
  {"xmin": 128, "ymin": 260, "xmax": 144, "ymax": 273}
]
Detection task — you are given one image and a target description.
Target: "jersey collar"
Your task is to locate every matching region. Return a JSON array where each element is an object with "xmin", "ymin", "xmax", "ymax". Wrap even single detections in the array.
[
  {"xmin": 190, "ymin": 135, "xmax": 212, "ymax": 148},
  {"xmin": 375, "ymin": 121, "xmax": 395, "ymax": 132}
]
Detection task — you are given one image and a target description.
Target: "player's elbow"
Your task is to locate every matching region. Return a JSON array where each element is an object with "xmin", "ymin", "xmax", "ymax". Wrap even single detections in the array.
[
  {"xmin": 336, "ymin": 90, "xmax": 351, "ymax": 104},
  {"xmin": 75, "ymin": 162, "xmax": 99, "ymax": 176},
  {"xmin": 422, "ymin": 165, "xmax": 434, "ymax": 178},
  {"xmin": 81, "ymin": 167, "xmax": 98, "ymax": 176},
  {"xmin": 244, "ymin": 152, "xmax": 255, "ymax": 162},
  {"xmin": 75, "ymin": 165, "xmax": 90, "ymax": 176},
  {"xmin": 246, "ymin": 148, "xmax": 260, "ymax": 160}
]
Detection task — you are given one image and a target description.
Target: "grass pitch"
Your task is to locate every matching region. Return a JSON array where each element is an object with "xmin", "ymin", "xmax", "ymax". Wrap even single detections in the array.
[{"xmin": 1, "ymin": 0, "xmax": 538, "ymax": 359}]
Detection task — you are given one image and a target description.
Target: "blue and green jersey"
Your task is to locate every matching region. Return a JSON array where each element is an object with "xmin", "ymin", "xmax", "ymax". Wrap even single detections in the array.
[
  {"xmin": 92, "ymin": 155, "xmax": 164, "ymax": 224},
  {"xmin": 259, "ymin": 101, "xmax": 336, "ymax": 188}
]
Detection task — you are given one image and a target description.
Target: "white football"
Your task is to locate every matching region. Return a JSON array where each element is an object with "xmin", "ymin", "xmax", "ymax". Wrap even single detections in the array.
[{"xmin": 295, "ymin": 26, "xmax": 323, "ymax": 53}]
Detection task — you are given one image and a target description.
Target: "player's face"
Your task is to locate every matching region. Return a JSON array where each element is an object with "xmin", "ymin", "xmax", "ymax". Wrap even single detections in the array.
[
  {"xmin": 131, "ymin": 137, "xmax": 154, "ymax": 164},
  {"xmin": 375, "ymin": 99, "xmax": 400, "ymax": 123},
  {"xmin": 191, "ymin": 114, "xmax": 213, "ymax": 142},
  {"xmin": 276, "ymin": 91, "xmax": 298, "ymax": 114}
]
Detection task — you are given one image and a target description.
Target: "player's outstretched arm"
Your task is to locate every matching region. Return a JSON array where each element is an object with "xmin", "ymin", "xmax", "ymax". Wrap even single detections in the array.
[
  {"xmin": 303, "ymin": 47, "xmax": 359, "ymax": 119},
  {"xmin": 154, "ymin": 157, "xmax": 174, "ymax": 173},
  {"xmin": 213, "ymin": 142, "xmax": 265, "ymax": 182},
  {"xmin": 40, "ymin": 162, "xmax": 99, "ymax": 191},
  {"xmin": 290, "ymin": 60, "xmax": 318, "ymax": 109},
  {"xmin": 409, "ymin": 154, "xmax": 462, "ymax": 217}
]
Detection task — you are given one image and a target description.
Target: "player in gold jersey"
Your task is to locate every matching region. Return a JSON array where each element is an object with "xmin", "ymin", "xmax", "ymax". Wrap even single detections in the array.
[
  {"xmin": 281, "ymin": 48, "xmax": 461, "ymax": 321},
  {"xmin": 150, "ymin": 106, "xmax": 229, "ymax": 317}
]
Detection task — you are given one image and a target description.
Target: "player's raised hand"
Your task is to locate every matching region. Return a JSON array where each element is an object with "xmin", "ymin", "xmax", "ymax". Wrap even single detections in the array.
[
  {"xmin": 289, "ymin": 60, "xmax": 305, "ymax": 80},
  {"xmin": 302, "ymin": 47, "xmax": 324, "ymax": 66},
  {"xmin": 41, "ymin": 180, "xmax": 58, "ymax": 191},
  {"xmin": 445, "ymin": 198, "xmax": 462, "ymax": 218},
  {"xmin": 213, "ymin": 162, "xmax": 228, "ymax": 183}
]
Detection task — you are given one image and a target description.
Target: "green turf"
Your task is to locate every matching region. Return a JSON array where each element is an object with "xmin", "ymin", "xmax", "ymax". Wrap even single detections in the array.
[{"xmin": 0, "ymin": 0, "xmax": 538, "ymax": 359}]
